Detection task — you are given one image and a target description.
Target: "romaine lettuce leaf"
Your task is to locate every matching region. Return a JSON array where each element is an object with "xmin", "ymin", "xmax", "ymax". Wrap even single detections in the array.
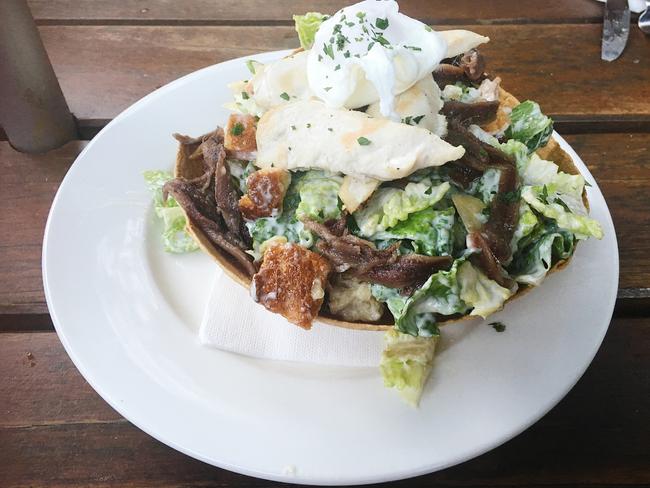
[
  {"xmin": 508, "ymin": 222, "xmax": 575, "ymax": 286},
  {"xmin": 521, "ymin": 186, "xmax": 603, "ymax": 239},
  {"xmin": 143, "ymin": 170, "xmax": 199, "ymax": 253},
  {"xmin": 373, "ymin": 260, "xmax": 468, "ymax": 337},
  {"xmin": 510, "ymin": 202, "xmax": 539, "ymax": 255},
  {"xmin": 354, "ymin": 180, "xmax": 451, "ymax": 236},
  {"xmin": 457, "ymin": 261, "xmax": 514, "ymax": 318},
  {"xmin": 295, "ymin": 171, "xmax": 342, "ymax": 222},
  {"xmin": 293, "ymin": 12, "xmax": 328, "ymax": 49},
  {"xmin": 373, "ymin": 207, "xmax": 456, "ymax": 256},
  {"xmin": 504, "ymin": 100, "xmax": 553, "ymax": 152},
  {"xmin": 474, "ymin": 168, "xmax": 501, "ymax": 205},
  {"xmin": 380, "ymin": 329, "xmax": 437, "ymax": 406}
]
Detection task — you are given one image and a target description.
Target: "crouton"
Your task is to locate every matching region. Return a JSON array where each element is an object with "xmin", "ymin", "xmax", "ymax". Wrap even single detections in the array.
[
  {"xmin": 224, "ymin": 114, "xmax": 257, "ymax": 160},
  {"xmin": 239, "ymin": 168, "xmax": 291, "ymax": 220},
  {"xmin": 252, "ymin": 242, "xmax": 331, "ymax": 329}
]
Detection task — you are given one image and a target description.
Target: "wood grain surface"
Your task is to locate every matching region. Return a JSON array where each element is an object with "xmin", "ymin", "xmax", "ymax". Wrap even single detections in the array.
[
  {"xmin": 37, "ymin": 24, "xmax": 650, "ymax": 127},
  {"xmin": 28, "ymin": 0, "xmax": 604, "ymax": 25},
  {"xmin": 1, "ymin": 317, "xmax": 648, "ymax": 486},
  {"xmin": 2, "ymin": 1, "xmax": 649, "ymax": 486}
]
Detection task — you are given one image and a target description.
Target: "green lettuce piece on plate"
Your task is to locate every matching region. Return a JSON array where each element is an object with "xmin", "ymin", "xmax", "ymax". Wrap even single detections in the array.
[
  {"xmin": 374, "ymin": 207, "xmax": 456, "ymax": 256},
  {"xmin": 354, "ymin": 180, "xmax": 451, "ymax": 237},
  {"xmin": 381, "ymin": 329, "xmax": 438, "ymax": 406},
  {"xmin": 457, "ymin": 261, "xmax": 514, "ymax": 318},
  {"xmin": 293, "ymin": 12, "xmax": 328, "ymax": 49},
  {"xmin": 504, "ymin": 100, "xmax": 553, "ymax": 152},
  {"xmin": 143, "ymin": 170, "xmax": 199, "ymax": 254},
  {"xmin": 522, "ymin": 185, "xmax": 603, "ymax": 240}
]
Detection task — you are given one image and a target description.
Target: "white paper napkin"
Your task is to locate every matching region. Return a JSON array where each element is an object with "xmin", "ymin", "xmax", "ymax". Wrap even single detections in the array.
[
  {"xmin": 595, "ymin": 0, "xmax": 646, "ymax": 13},
  {"xmin": 198, "ymin": 267, "xmax": 385, "ymax": 367}
]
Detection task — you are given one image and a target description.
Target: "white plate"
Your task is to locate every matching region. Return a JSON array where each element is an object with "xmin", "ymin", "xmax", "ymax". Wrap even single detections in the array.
[{"xmin": 43, "ymin": 50, "xmax": 619, "ymax": 485}]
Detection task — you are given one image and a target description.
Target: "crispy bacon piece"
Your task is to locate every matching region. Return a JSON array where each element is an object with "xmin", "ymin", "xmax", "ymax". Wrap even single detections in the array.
[
  {"xmin": 239, "ymin": 168, "xmax": 291, "ymax": 220},
  {"xmin": 224, "ymin": 114, "xmax": 257, "ymax": 160},
  {"xmin": 252, "ymin": 242, "xmax": 331, "ymax": 329}
]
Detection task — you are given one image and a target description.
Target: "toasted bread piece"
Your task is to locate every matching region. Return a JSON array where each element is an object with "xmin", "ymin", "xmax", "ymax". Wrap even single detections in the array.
[
  {"xmin": 239, "ymin": 168, "xmax": 291, "ymax": 220},
  {"xmin": 252, "ymin": 242, "xmax": 331, "ymax": 329},
  {"xmin": 224, "ymin": 114, "xmax": 257, "ymax": 159}
]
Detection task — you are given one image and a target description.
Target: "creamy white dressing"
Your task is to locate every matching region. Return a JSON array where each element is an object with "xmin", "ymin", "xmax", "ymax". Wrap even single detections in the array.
[{"xmin": 307, "ymin": 0, "xmax": 447, "ymax": 119}]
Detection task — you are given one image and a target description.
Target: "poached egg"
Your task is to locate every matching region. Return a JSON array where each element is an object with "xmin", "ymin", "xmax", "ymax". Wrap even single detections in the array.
[{"xmin": 307, "ymin": 0, "xmax": 447, "ymax": 119}]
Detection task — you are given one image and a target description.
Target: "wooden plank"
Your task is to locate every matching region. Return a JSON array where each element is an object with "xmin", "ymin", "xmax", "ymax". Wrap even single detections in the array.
[
  {"xmin": 28, "ymin": 0, "xmax": 604, "ymax": 25},
  {"xmin": 0, "ymin": 141, "xmax": 85, "ymax": 315},
  {"xmin": 1, "ymin": 133, "xmax": 649, "ymax": 319},
  {"xmin": 1, "ymin": 317, "xmax": 648, "ymax": 486},
  {"xmin": 38, "ymin": 24, "xmax": 650, "ymax": 127}
]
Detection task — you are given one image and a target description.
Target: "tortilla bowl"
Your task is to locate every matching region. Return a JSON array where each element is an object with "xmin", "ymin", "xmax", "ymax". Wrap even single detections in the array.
[{"xmin": 177, "ymin": 87, "xmax": 589, "ymax": 332}]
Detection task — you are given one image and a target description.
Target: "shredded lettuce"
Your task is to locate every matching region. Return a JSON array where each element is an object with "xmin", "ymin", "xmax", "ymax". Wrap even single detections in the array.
[
  {"xmin": 373, "ymin": 207, "xmax": 455, "ymax": 256},
  {"xmin": 354, "ymin": 180, "xmax": 451, "ymax": 237},
  {"xmin": 457, "ymin": 261, "xmax": 514, "ymax": 318},
  {"xmin": 144, "ymin": 171, "xmax": 199, "ymax": 254},
  {"xmin": 504, "ymin": 100, "xmax": 553, "ymax": 152},
  {"xmin": 380, "ymin": 329, "xmax": 437, "ymax": 406},
  {"xmin": 293, "ymin": 12, "xmax": 328, "ymax": 49},
  {"xmin": 295, "ymin": 171, "xmax": 342, "ymax": 222},
  {"xmin": 522, "ymin": 186, "xmax": 603, "ymax": 239},
  {"xmin": 508, "ymin": 222, "xmax": 575, "ymax": 286}
]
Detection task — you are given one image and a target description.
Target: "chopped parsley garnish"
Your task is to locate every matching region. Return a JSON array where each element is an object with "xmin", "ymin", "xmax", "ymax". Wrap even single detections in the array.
[
  {"xmin": 585, "ymin": 181, "xmax": 592, "ymax": 187},
  {"xmin": 306, "ymin": 123, "xmax": 311, "ymax": 128},
  {"xmin": 336, "ymin": 34, "xmax": 348, "ymax": 50},
  {"xmin": 291, "ymin": 125, "xmax": 296, "ymax": 131},
  {"xmin": 367, "ymin": 41, "xmax": 375, "ymax": 51},
  {"xmin": 324, "ymin": 86, "xmax": 332, "ymax": 91},
  {"xmin": 328, "ymin": 128, "xmax": 333, "ymax": 132},
  {"xmin": 356, "ymin": 11, "xmax": 366, "ymax": 21},
  {"xmin": 489, "ymin": 322, "xmax": 506, "ymax": 332},
  {"xmin": 241, "ymin": 91, "xmax": 249, "ymax": 100},
  {"xmin": 375, "ymin": 17, "xmax": 389, "ymax": 29},
  {"xmin": 343, "ymin": 50, "xmax": 351, "ymax": 58},
  {"xmin": 323, "ymin": 43, "xmax": 335, "ymax": 60},
  {"xmin": 318, "ymin": 54, "xmax": 323, "ymax": 62},
  {"xmin": 402, "ymin": 114, "xmax": 426, "ymax": 125},
  {"xmin": 404, "ymin": 45, "xmax": 422, "ymax": 51},
  {"xmin": 288, "ymin": 146, "xmax": 292, "ymax": 151},
  {"xmin": 375, "ymin": 34, "xmax": 390, "ymax": 46},
  {"xmin": 334, "ymin": 64, "xmax": 341, "ymax": 71},
  {"xmin": 357, "ymin": 136, "xmax": 371, "ymax": 146},
  {"xmin": 424, "ymin": 25, "xmax": 433, "ymax": 32},
  {"xmin": 500, "ymin": 188, "xmax": 521, "ymax": 203},
  {"xmin": 280, "ymin": 92, "xmax": 290, "ymax": 101},
  {"xmin": 230, "ymin": 122, "xmax": 244, "ymax": 136},
  {"xmin": 346, "ymin": 21, "xmax": 355, "ymax": 27},
  {"xmin": 333, "ymin": 23, "xmax": 342, "ymax": 34}
]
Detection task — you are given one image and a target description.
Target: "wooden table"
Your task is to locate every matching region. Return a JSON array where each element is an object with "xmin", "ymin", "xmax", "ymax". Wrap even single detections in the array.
[{"xmin": 1, "ymin": 1, "xmax": 649, "ymax": 486}]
